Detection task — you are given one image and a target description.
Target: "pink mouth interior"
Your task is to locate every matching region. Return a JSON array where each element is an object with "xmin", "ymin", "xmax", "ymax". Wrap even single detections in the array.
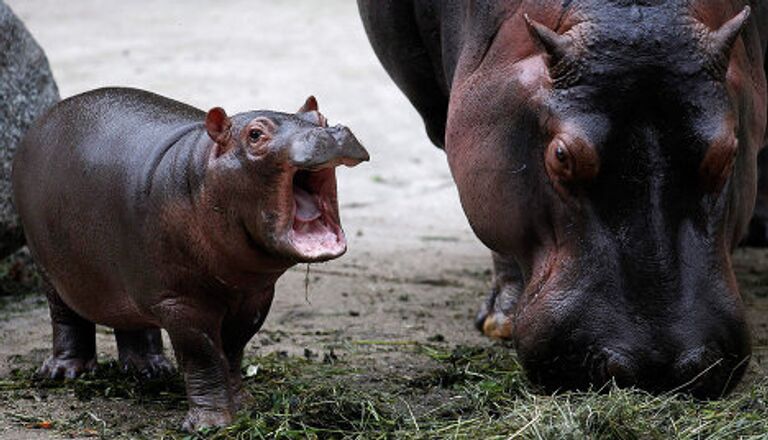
[
  {"xmin": 295, "ymin": 186, "xmax": 322, "ymax": 222},
  {"xmin": 290, "ymin": 169, "xmax": 346, "ymax": 259}
]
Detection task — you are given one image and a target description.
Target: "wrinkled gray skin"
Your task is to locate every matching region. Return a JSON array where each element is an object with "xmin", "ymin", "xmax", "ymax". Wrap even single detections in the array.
[
  {"xmin": 12, "ymin": 87, "xmax": 368, "ymax": 431},
  {"xmin": 0, "ymin": 0, "xmax": 59, "ymax": 258}
]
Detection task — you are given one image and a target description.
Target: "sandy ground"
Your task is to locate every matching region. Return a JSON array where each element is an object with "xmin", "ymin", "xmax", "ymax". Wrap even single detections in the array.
[{"xmin": 0, "ymin": 1, "xmax": 766, "ymax": 438}]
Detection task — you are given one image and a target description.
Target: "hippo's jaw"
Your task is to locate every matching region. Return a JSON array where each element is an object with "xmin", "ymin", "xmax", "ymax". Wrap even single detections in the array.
[{"xmin": 286, "ymin": 167, "xmax": 346, "ymax": 261}]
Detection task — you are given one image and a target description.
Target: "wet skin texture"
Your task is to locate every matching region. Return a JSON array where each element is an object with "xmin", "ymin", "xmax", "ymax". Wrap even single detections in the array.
[
  {"xmin": 359, "ymin": 0, "xmax": 768, "ymax": 397},
  {"xmin": 12, "ymin": 87, "xmax": 368, "ymax": 431}
]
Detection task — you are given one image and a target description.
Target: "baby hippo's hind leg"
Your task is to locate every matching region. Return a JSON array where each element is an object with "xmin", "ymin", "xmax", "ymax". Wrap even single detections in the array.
[
  {"xmin": 39, "ymin": 280, "xmax": 97, "ymax": 379},
  {"xmin": 115, "ymin": 328, "xmax": 174, "ymax": 378}
]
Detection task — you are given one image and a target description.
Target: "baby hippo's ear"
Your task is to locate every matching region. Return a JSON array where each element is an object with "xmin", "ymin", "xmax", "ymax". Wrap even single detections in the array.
[
  {"xmin": 297, "ymin": 96, "xmax": 327, "ymax": 127},
  {"xmin": 298, "ymin": 96, "xmax": 319, "ymax": 113},
  {"xmin": 205, "ymin": 107, "xmax": 233, "ymax": 156}
]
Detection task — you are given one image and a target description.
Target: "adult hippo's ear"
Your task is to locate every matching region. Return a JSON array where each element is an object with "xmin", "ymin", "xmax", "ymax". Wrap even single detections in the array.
[
  {"xmin": 523, "ymin": 14, "xmax": 574, "ymax": 67},
  {"xmin": 297, "ymin": 96, "xmax": 328, "ymax": 127},
  {"xmin": 697, "ymin": 6, "xmax": 751, "ymax": 78},
  {"xmin": 205, "ymin": 107, "xmax": 233, "ymax": 157}
]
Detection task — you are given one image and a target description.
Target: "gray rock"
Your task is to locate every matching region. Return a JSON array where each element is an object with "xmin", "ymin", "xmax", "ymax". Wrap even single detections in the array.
[{"xmin": 0, "ymin": 0, "xmax": 59, "ymax": 259}]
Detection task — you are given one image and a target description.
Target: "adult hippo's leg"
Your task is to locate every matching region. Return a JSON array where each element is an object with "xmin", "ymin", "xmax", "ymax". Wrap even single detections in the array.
[
  {"xmin": 39, "ymin": 280, "xmax": 97, "ymax": 379},
  {"xmin": 114, "ymin": 328, "xmax": 174, "ymax": 378},
  {"xmin": 357, "ymin": 0, "xmax": 449, "ymax": 148},
  {"xmin": 359, "ymin": 0, "xmax": 522, "ymax": 339},
  {"xmin": 475, "ymin": 252, "xmax": 523, "ymax": 340}
]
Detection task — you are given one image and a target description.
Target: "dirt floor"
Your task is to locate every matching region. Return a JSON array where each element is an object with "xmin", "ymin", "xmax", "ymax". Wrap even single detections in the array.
[{"xmin": 1, "ymin": 1, "xmax": 767, "ymax": 439}]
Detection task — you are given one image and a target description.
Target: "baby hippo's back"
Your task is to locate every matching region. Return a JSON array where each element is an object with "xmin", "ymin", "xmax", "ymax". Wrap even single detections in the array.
[{"xmin": 13, "ymin": 87, "xmax": 206, "ymax": 328}]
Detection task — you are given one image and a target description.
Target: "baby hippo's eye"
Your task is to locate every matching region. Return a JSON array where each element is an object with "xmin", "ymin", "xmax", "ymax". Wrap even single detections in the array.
[{"xmin": 248, "ymin": 128, "xmax": 263, "ymax": 142}]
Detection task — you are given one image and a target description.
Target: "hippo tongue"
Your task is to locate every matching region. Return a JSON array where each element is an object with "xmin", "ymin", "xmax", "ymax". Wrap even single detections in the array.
[{"xmin": 294, "ymin": 186, "xmax": 322, "ymax": 222}]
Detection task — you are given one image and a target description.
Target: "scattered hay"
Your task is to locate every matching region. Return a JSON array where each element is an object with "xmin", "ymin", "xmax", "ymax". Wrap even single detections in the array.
[{"xmin": 6, "ymin": 345, "xmax": 762, "ymax": 439}]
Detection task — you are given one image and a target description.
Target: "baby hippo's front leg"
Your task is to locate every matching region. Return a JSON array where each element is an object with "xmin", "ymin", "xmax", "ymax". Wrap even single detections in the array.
[{"xmin": 155, "ymin": 300, "xmax": 235, "ymax": 432}]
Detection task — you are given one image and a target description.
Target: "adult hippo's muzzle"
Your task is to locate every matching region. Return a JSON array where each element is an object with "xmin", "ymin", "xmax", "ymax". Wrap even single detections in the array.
[{"xmin": 512, "ymin": 234, "xmax": 752, "ymax": 397}]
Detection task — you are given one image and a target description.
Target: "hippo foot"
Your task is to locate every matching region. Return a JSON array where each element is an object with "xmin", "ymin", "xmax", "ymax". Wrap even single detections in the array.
[
  {"xmin": 120, "ymin": 353, "xmax": 175, "ymax": 379},
  {"xmin": 181, "ymin": 407, "xmax": 233, "ymax": 432},
  {"xmin": 474, "ymin": 284, "xmax": 519, "ymax": 340},
  {"xmin": 38, "ymin": 355, "xmax": 97, "ymax": 380},
  {"xmin": 477, "ymin": 308, "xmax": 515, "ymax": 340}
]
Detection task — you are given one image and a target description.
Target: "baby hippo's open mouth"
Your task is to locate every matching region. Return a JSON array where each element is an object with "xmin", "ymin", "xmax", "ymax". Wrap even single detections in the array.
[{"xmin": 288, "ymin": 167, "xmax": 346, "ymax": 260}]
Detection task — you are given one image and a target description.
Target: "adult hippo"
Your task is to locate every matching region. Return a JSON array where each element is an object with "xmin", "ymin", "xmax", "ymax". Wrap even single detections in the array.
[{"xmin": 358, "ymin": 0, "xmax": 768, "ymax": 396}]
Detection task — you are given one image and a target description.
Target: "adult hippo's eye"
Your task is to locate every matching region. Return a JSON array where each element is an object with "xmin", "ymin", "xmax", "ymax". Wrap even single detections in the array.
[
  {"xmin": 555, "ymin": 144, "xmax": 568, "ymax": 163},
  {"xmin": 546, "ymin": 139, "xmax": 573, "ymax": 180},
  {"xmin": 248, "ymin": 128, "xmax": 263, "ymax": 142},
  {"xmin": 545, "ymin": 136, "xmax": 600, "ymax": 190}
]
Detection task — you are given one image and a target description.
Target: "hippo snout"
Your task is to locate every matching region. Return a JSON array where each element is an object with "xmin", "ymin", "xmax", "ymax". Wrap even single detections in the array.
[
  {"xmin": 289, "ymin": 125, "xmax": 369, "ymax": 169},
  {"xmin": 522, "ymin": 339, "xmax": 749, "ymax": 398},
  {"xmin": 327, "ymin": 125, "xmax": 370, "ymax": 164},
  {"xmin": 516, "ymin": 289, "xmax": 751, "ymax": 398}
]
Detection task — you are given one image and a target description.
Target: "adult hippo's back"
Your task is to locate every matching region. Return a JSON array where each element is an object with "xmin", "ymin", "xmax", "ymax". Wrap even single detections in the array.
[{"xmin": 359, "ymin": 0, "xmax": 768, "ymax": 396}]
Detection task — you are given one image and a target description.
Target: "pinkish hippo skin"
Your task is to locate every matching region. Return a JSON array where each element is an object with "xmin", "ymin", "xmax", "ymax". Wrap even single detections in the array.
[{"xmin": 11, "ymin": 87, "xmax": 369, "ymax": 432}]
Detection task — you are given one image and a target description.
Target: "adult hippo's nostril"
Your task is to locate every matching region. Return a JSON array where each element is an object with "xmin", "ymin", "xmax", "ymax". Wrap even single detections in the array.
[
  {"xmin": 673, "ymin": 346, "xmax": 750, "ymax": 398},
  {"xmin": 675, "ymin": 347, "xmax": 710, "ymax": 380},
  {"xmin": 583, "ymin": 348, "xmax": 639, "ymax": 389},
  {"xmin": 602, "ymin": 350, "xmax": 638, "ymax": 387}
]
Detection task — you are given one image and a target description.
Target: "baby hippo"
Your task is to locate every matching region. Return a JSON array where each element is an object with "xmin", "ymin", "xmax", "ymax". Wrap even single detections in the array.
[{"xmin": 12, "ymin": 87, "xmax": 369, "ymax": 431}]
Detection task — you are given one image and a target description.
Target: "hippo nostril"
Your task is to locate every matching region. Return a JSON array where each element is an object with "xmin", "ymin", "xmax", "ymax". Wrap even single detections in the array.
[
  {"xmin": 675, "ymin": 346, "xmax": 708, "ymax": 374},
  {"xmin": 603, "ymin": 350, "xmax": 637, "ymax": 387},
  {"xmin": 672, "ymin": 346, "xmax": 753, "ymax": 398},
  {"xmin": 587, "ymin": 349, "xmax": 637, "ymax": 389},
  {"xmin": 673, "ymin": 346, "xmax": 725, "ymax": 394}
]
